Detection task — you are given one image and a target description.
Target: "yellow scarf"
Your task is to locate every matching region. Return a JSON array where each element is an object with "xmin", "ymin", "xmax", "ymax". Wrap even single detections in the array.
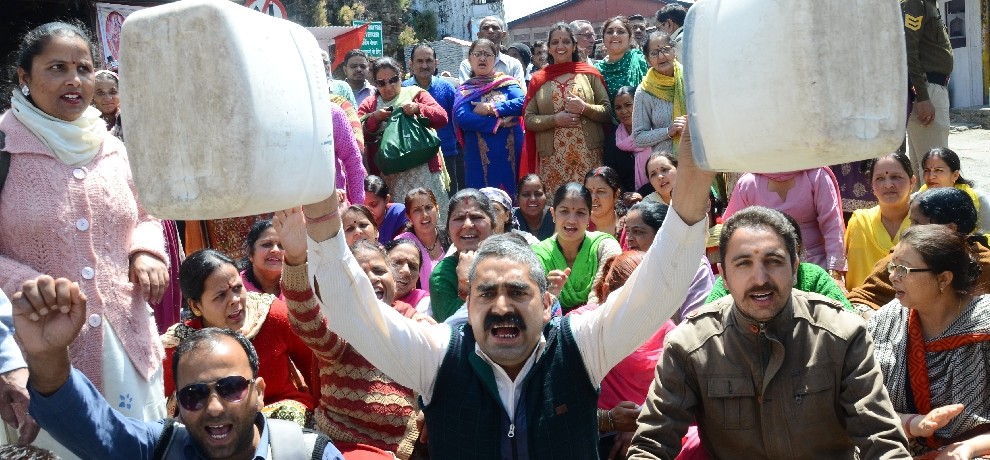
[
  {"xmin": 639, "ymin": 62, "xmax": 687, "ymax": 153},
  {"xmin": 918, "ymin": 183, "xmax": 981, "ymax": 212}
]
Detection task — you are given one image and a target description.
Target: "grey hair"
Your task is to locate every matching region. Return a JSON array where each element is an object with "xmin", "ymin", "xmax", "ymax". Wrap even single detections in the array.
[
  {"xmin": 468, "ymin": 233, "xmax": 548, "ymax": 294},
  {"xmin": 479, "ymin": 16, "xmax": 506, "ymax": 31},
  {"xmin": 569, "ymin": 19, "xmax": 592, "ymax": 29}
]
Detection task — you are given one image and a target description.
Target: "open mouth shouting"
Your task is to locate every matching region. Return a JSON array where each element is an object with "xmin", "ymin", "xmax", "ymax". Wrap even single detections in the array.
[
  {"xmin": 484, "ymin": 313, "xmax": 526, "ymax": 343},
  {"xmin": 204, "ymin": 423, "xmax": 234, "ymax": 442}
]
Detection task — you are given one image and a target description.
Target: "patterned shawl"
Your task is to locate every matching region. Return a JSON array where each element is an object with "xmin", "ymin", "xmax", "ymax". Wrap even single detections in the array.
[
  {"xmin": 868, "ymin": 296, "xmax": 990, "ymax": 450},
  {"xmin": 452, "ymin": 72, "xmax": 519, "ymax": 146}
]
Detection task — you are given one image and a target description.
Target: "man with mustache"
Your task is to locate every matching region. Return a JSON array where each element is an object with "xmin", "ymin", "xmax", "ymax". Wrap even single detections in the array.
[
  {"xmin": 628, "ymin": 206, "xmax": 911, "ymax": 459},
  {"xmin": 276, "ymin": 122, "xmax": 713, "ymax": 458}
]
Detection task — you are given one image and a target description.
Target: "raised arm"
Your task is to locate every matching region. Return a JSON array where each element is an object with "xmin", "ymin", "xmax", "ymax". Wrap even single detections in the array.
[
  {"xmin": 274, "ymin": 203, "xmax": 451, "ymax": 399},
  {"xmin": 15, "ymin": 276, "xmax": 160, "ymax": 458}
]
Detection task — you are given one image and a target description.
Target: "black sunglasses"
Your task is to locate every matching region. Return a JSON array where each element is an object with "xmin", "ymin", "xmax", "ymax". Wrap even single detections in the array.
[
  {"xmin": 177, "ymin": 375, "xmax": 254, "ymax": 412},
  {"xmin": 375, "ymin": 75, "xmax": 400, "ymax": 87}
]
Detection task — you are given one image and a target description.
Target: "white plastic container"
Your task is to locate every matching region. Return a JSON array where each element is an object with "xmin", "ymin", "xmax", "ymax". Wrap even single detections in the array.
[
  {"xmin": 119, "ymin": 0, "xmax": 334, "ymax": 220},
  {"xmin": 684, "ymin": 0, "xmax": 907, "ymax": 173}
]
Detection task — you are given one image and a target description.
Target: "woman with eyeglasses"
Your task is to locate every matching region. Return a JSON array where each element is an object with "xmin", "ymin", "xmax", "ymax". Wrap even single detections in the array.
[
  {"xmin": 867, "ymin": 224, "xmax": 990, "ymax": 459},
  {"xmin": 162, "ymin": 249, "xmax": 316, "ymax": 426},
  {"xmin": 632, "ymin": 31, "xmax": 686, "ymax": 158},
  {"xmin": 594, "ymin": 16, "xmax": 649, "ymax": 105},
  {"xmin": 453, "ymin": 39, "xmax": 526, "ymax": 196},
  {"xmin": 523, "ymin": 22, "xmax": 612, "ymax": 197},
  {"xmin": 848, "ymin": 187, "xmax": 990, "ymax": 313},
  {"xmin": 358, "ymin": 57, "xmax": 449, "ymax": 223}
]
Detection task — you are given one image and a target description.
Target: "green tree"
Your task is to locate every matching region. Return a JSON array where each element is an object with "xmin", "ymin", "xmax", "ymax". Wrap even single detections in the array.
[{"xmin": 410, "ymin": 10, "xmax": 437, "ymax": 43}]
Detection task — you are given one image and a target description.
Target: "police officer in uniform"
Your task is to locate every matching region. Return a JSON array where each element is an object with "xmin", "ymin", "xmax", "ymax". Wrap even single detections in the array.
[{"xmin": 902, "ymin": 0, "xmax": 953, "ymax": 181}]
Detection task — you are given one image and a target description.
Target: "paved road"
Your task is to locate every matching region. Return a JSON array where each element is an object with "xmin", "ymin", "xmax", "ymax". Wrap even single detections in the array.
[{"xmin": 950, "ymin": 128, "xmax": 990, "ymax": 194}]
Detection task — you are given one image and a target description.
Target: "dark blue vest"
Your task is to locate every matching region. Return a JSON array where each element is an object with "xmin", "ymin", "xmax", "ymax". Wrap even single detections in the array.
[{"xmin": 423, "ymin": 316, "xmax": 600, "ymax": 459}]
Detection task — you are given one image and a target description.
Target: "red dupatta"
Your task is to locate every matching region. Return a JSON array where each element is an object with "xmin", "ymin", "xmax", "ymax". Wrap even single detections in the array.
[
  {"xmin": 906, "ymin": 308, "xmax": 990, "ymax": 448},
  {"xmin": 520, "ymin": 62, "xmax": 606, "ymax": 178}
]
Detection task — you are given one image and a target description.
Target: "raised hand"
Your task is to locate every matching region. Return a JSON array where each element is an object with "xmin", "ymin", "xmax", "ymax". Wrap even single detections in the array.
[
  {"xmin": 546, "ymin": 267, "xmax": 571, "ymax": 297},
  {"xmin": 11, "ymin": 276, "xmax": 87, "ymax": 357},
  {"xmin": 273, "ymin": 207, "xmax": 309, "ymax": 266}
]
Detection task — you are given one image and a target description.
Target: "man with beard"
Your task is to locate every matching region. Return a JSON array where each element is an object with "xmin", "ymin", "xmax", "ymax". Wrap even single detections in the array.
[
  {"xmin": 11, "ymin": 277, "xmax": 343, "ymax": 460},
  {"xmin": 627, "ymin": 206, "xmax": 911, "ymax": 459},
  {"xmin": 283, "ymin": 122, "xmax": 711, "ymax": 459}
]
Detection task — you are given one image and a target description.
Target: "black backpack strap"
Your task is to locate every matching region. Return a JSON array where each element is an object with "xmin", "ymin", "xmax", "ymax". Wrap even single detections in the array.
[
  {"xmin": 0, "ymin": 149, "xmax": 10, "ymax": 196},
  {"xmin": 310, "ymin": 433, "xmax": 332, "ymax": 460},
  {"xmin": 152, "ymin": 418, "xmax": 178, "ymax": 460}
]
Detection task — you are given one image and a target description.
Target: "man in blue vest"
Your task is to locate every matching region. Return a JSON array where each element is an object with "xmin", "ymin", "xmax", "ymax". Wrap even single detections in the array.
[
  {"xmin": 11, "ymin": 278, "xmax": 343, "ymax": 460},
  {"xmin": 272, "ymin": 122, "xmax": 712, "ymax": 458}
]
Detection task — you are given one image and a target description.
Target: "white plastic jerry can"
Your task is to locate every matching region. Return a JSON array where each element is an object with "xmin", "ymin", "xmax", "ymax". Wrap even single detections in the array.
[
  {"xmin": 119, "ymin": 0, "xmax": 335, "ymax": 220},
  {"xmin": 684, "ymin": 0, "xmax": 907, "ymax": 173}
]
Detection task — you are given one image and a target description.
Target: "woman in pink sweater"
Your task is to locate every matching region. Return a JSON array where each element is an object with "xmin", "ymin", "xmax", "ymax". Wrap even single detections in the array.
[{"xmin": 0, "ymin": 22, "xmax": 169, "ymax": 434}]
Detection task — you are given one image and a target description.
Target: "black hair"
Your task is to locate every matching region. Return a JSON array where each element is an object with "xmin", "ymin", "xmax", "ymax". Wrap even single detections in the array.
[
  {"xmin": 384, "ymin": 237, "xmax": 423, "ymax": 268},
  {"xmin": 371, "ymin": 57, "xmax": 404, "ymax": 85},
  {"xmin": 719, "ymin": 206, "xmax": 800, "ymax": 269},
  {"xmin": 446, "ymin": 188, "xmax": 496, "ymax": 232},
  {"xmin": 172, "ymin": 328, "xmax": 260, "ymax": 388},
  {"xmin": 0, "ymin": 444, "xmax": 60, "ymax": 460},
  {"xmin": 364, "ymin": 175, "xmax": 389, "ymax": 200},
  {"xmin": 240, "ymin": 219, "xmax": 275, "ymax": 294},
  {"xmin": 600, "ymin": 16, "xmax": 633, "ymax": 46},
  {"xmin": 922, "ymin": 147, "xmax": 974, "ymax": 186},
  {"xmin": 508, "ymin": 42, "xmax": 532, "ymax": 69},
  {"xmin": 343, "ymin": 204, "xmax": 381, "ymax": 232},
  {"xmin": 9, "ymin": 21, "xmax": 97, "ymax": 108},
  {"xmin": 629, "ymin": 14, "xmax": 646, "ymax": 22},
  {"xmin": 645, "ymin": 151, "xmax": 677, "ymax": 180},
  {"xmin": 868, "ymin": 152, "xmax": 914, "ymax": 180},
  {"xmin": 546, "ymin": 23, "xmax": 582, "ymax": 65},
  {"xmin": 914, "ymin": 187, "xmax": 978, "ymax": 235},
  {"xmin": 517, "ymin": 173, "xmax": 545, "ymax": 199},
  {"xmin": 409, "ymin": 43, "xmax": 437, "ymax": 62},
  {"xmin": 585, "ymin": 166, "xmax": 626, "ymax": 215},
  {"xmin": 343, "ymin": 49, "xmax": 368, "ymax": 66},
  {"xmin": 628, "ymin": 200, "xmax": 669, "ymax": 232},
  {"xmin": 468, "ymin": 39, "xmax": 499, "ymax": 78},
  {"xmin": 179, "ymin": 249, "xmax": 236, "ymax": 312},
  {"xmin": 552, "ymin": 182, "xmax": 592, "ymax": 210},
  {"xmin": 900, "ymin": 224, "xmax": 982, "ymax": 295},
  {"xmin": 657, "ymin": 4, "xmax": 687, "ymax": 27}
]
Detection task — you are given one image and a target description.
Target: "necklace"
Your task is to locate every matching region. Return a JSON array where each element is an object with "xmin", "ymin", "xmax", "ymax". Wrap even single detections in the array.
[{"xmin": 424, "ymin": 230, "xmax": 440, "ymax": 252}]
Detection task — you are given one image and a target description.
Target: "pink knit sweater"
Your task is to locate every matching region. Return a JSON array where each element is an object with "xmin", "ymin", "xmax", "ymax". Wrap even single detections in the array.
[
  {"xmin": 331, "ymin": 103, "xmax": 367, "ymax": 205},
  {"xmin": 0, "ymin": 111, "xmax": 166, "ymax": 391}
]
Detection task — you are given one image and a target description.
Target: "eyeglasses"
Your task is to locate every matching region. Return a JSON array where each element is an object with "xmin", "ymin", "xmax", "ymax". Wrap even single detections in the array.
[
  {"xmin": 577, "ymin": 32, "xmax": 596, "ymax": 40},
  {"xmin": 177, "ymin": 375, "xmax": 254, "ymax": 411},
  {"xmin": 471, "ymin": 51, "xmax": 495, "ymax": 59},
  {"xmin": 375, "ymin": 75, "xmax": 401, "ymax": 87},
  {"xmin": 649, "ymin": 46, "xmax": 675, "ymax": 57},
  {"xmin": 886, "ymin": 261, "xmax": 934, "ymax": 278}
]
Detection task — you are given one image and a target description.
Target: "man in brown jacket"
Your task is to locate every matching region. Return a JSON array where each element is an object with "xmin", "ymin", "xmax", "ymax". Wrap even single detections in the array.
[{"xmin": 628, "ymin": 206, "xmax": 911, "ymax": 459}]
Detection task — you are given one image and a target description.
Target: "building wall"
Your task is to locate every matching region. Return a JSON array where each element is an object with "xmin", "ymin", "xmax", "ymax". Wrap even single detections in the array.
[
  {"xmin": 508, "ymin": 0, "xmax": 669, "ymax": 44},
  {"xmin": 412, "ymin": 0, "xmax": 505, "ymax": 41},
  {"xmin": 403, "ymin": 37, "xmax": 470, "ymax": 79}
]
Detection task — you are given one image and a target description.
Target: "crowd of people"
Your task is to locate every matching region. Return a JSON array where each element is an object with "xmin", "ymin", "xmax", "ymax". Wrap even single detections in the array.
[{"xmin": 0, "ymin": 1, "xmax": 987, "ymax": 459}]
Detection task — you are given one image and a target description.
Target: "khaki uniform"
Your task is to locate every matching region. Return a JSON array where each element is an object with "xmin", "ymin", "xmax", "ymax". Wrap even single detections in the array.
[
  {"xmin": 902, "ymin": 0, "xmax": 953, "ymax": 178},
  {"xmin": 628, "ymin": 290, "xmax": 911, "ymax": 460}
]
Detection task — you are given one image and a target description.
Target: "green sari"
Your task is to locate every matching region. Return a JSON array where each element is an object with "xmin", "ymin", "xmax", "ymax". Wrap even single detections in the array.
[{"xmin": 531, "ymin": 231, "xmax": 615, "ymax": 311}]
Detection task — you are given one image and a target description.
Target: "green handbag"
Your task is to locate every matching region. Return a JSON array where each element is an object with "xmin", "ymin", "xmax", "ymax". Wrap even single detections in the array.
[{"xmin": 375, "ymin": 111, "xmax": 441, "ymax": 175}]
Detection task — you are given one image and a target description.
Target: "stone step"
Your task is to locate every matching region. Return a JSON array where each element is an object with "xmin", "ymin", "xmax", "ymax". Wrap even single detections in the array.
[{"xmin": 950, "ymin": 105, "xmax": 990, "ymax": 129}]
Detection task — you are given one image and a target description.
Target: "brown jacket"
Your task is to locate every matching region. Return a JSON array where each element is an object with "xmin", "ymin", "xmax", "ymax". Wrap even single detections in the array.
[
  {"xmin": 628, "ymin": 290, "xmax": 910, "ymax": 460},
  {"xmin": 523, "ymin": 72, "xmax": 611, "ymax": 157},
  {"xmin": 848, "ymin": 241, "xmax": 990, "ymax": 310}
]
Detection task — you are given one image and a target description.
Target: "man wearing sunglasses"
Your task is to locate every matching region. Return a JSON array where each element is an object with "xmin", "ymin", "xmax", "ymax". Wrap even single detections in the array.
[
  {"xmin": 627, "ymin": 206, "xmax": 910, "ymax": 459},
  {"xmin": 10, "ymin": 276, "xmax": 344, "ymax": 460},
  {"xmin": 457, "ymin": 16, "xmax": 525, "ymax": 85}
]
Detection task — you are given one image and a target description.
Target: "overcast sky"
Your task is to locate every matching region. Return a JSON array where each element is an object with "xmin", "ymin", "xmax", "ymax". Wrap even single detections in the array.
[{"xmin": 505, "ymin": 0, "xmax": 565, "ymax": 22}]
